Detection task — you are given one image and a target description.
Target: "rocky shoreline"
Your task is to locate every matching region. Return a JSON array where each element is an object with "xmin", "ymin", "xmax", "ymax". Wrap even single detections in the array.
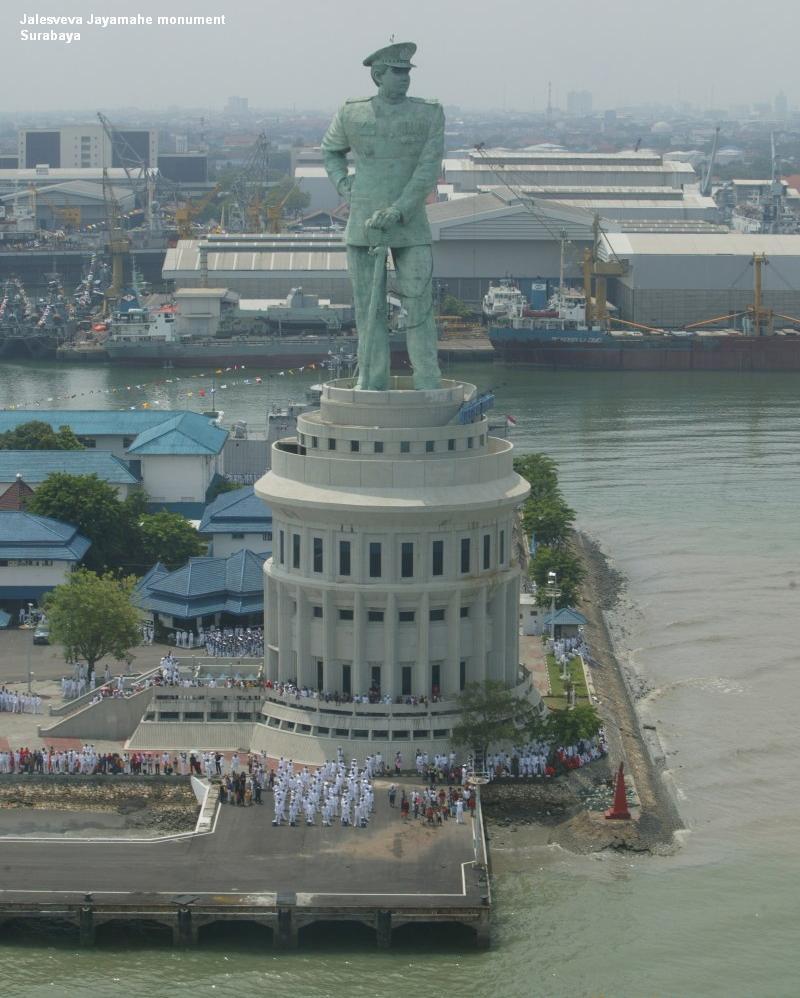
[
  {"xmin": 483, "ymin": 530, "xmax": 683, "ymax": 857},
  {"xmin": 0, "ymin": 776, "xmax": 199, "ymax": 835}
]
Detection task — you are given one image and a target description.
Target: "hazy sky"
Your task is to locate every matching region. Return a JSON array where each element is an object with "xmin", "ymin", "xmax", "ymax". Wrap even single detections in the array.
[{"xmin": 2, "ymin": 0, "xmax": 797, "ymax": 113}]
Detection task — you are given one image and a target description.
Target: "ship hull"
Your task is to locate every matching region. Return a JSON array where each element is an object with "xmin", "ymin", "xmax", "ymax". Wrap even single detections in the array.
[
  {"xmin": 104, "ymin": 335, "xmax": 409, "ymax": 368},
  {"xmin": 488, "ymin": 329, "xmax": 800, "ymax": 372}
]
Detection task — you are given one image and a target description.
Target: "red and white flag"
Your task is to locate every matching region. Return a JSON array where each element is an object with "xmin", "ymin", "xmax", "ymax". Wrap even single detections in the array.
[{"xmin": 506, "ymin": 414, "xmax": 518, "ymax": 427}]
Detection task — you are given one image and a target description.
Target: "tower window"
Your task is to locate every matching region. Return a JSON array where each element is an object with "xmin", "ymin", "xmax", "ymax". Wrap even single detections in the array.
[
  {"xmin": 339, "ymin": 540, "xmax": 351, "ymax": 576},
  {"xmin": 401, "ymin": 542, "xmax": 414, "ymax": 578},
  {"xmin": 460, "ymin": 537, "xmax": 470, "ymax": 573},
  {"xmin": 369, "ymin": 542, "xmax": 382, "ymax": 578},
  {"xmin": 483, "ymin": 533, "xmax": 491, "ymax": 570},
  {"xmin": 292, "ymin": 533, "xmax": 301, "ymax": 569},
  {"xmin": 432, "ymin": 539, "xmax": 443, "ymax": 576},
  {"xmin": 313, "ymin": 537, "xmax": 323, "ymax": 573}
]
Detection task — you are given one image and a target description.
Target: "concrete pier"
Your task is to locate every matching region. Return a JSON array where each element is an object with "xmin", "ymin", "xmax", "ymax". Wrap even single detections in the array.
[{"xmin": 0, "ymin": 782, "xmax": 491, "ymax": 949}]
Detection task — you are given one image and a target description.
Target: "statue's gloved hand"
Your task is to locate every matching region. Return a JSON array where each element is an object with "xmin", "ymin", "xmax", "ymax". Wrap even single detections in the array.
[
  {"xmin": 336, "ymin": 175, "xmax": 353, "ymax": 199},
  {"xmin": 365, "ymin": 206, "xmax": 402, "ymax": 230}
]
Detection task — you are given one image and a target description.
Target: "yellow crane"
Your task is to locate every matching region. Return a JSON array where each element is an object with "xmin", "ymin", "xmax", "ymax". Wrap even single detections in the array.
[
  {"xmin": 266, "ymin": 181, "xmax": 304, "ymax": 233},
  {"xmin": 174, "ymin": 184, "xmax": 221, "ymax": 239},
  {"xmin": 101, "ymin": 168, "xmax": 131, "ymax": 311}
]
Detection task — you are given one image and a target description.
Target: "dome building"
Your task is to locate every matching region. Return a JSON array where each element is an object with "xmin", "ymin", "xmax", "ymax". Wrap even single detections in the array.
[{"xmin": 253, "ymin": 377, "xmax": 538, "ymax": 761}]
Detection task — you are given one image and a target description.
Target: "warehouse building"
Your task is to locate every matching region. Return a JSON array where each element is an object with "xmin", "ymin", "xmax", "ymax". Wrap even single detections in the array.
[
  {"xmin": 163, "ymin": 233, "xmax": 353, "ymax": 301},
  {"xmin": 443, "ymin": 149, "xmax": 696, "ymax": 193},
  {"xmin": 600, "ymin": 232, "xmax": 800, "ymax": 329}
]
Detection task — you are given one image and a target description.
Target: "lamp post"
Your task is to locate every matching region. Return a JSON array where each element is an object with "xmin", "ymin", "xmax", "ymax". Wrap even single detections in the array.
[{"xmin": 26, "ymin": 602, "xmax": 34, "ymax": 694}]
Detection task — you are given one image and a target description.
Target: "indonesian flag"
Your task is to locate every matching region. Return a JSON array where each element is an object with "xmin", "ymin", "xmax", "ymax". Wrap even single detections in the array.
[{"xmin": 506, "ymin": 414, "xmax": 518, "ymax": 427}]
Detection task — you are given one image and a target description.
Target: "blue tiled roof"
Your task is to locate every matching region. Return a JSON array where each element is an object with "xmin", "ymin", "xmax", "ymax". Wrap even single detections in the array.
[
  {"xmin": 541, "ymin": 607, "xmax": 587, "ymax": 627},
  {"xmin": 126, "ymin": 412, "xmax": 227, "ymax": 456},
  {"xmin": 0, "ymin": 410, "xmax": 175, "ymax": 436},
  {"xmin": 133, "ymin": 548, "xmax": 266, "ymax": 618},
  {"xmin": 0, "ymin": 409, "xmax": 227, "ymax": 456},
  {"xmin": 0, "ymin": 512, "xmax": 90, "ymax": 561},
  {"xmin": 0, "ymin": 451, "xmax": 139, "ymax": 485},
  {"xmin": 198, "ymin": 486, "xmax": 272, "ymax": 535}
]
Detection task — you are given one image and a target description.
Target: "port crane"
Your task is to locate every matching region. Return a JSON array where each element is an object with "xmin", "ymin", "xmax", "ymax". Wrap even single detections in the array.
[
  {"xmin": 700, "ymin": 127, "xmax": 720, "ymax": 198},
  {"xmin": 230, "ymin": 132, "xmax": 272, "ymax": 231},
  {"xmin": 96, "ymin": 112, "xmax": 160, "ymax": 232}
]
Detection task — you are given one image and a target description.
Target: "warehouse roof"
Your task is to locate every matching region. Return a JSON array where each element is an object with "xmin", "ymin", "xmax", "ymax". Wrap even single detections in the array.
[
  {"xmin": 600, "ymin": 232, "xmax": 800, "ymax": 257},
  {"xmin": 0, "ymin": 512, "xmax": 90, "ymax": 561},
  {"xmin": 164, "ymin": 242, "xmax": 350, "ymax": 275},
  {"xmin": 0, "ymin": 451, "xmax": 139, "ymax": 484}
]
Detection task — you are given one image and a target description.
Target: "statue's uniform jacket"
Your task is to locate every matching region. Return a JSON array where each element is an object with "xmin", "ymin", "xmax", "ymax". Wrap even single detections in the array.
[{"xmin": 322, "ymin": 95, "xmax": 445, "ymax": 247}]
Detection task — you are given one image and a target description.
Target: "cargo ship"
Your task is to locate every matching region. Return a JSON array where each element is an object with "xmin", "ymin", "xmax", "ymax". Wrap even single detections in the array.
[{"xmin": 488, "ymin": 255, "xmax": 800, "ymax": 372}]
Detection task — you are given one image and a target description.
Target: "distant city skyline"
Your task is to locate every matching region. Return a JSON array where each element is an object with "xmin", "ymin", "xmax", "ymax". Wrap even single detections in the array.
[{"xmin": 1, "ymin": 0, "xmax": 799, "ymax": 113}]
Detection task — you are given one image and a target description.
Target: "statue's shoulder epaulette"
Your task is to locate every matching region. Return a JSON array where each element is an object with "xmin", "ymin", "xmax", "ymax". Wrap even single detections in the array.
[
  {"xmin": 344, "ymin": 96, "xmax": 374, "ymax": 104},
  {"xmin": 407, "ymin": 97, "xmax": 440, "ymax": 106}
]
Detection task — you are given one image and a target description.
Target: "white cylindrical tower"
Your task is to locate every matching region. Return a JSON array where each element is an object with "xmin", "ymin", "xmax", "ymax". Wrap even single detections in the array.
[{"xmin": 256, "ymin": 377, "xmax": 530, "ymax": 705}]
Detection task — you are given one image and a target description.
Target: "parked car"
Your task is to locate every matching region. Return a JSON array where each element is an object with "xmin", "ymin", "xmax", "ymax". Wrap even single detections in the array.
[{"xmin": 33, "ymin": 625, "xmax": 50, "ymax": 645}]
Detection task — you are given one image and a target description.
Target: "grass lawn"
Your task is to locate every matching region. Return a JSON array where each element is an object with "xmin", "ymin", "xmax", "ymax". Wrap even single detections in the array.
[{"xmin": 545, "ymin": 652, "xmax": 589, "ymax": 711}]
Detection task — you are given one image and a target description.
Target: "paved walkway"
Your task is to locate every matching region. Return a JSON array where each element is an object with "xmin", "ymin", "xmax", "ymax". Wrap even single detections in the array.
[{"xmin": 520, "ymin": 633, "xmax": 549, "ymax": 696}]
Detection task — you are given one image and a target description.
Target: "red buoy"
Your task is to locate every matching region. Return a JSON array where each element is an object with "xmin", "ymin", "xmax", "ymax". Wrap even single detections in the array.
[{"xmin": 605, "ymin": 762, "xmax": 631, "ymax": 820}]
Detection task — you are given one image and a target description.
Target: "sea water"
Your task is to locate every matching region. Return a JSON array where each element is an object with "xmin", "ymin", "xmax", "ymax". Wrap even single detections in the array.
[{"xmin": 2, "ymin": 362, "xmax": 798, "ymax": 998}]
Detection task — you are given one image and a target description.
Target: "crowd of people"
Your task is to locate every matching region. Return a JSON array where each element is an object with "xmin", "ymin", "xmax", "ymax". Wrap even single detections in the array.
[
  {"xmin": 397, "ymin": 783, "xmax": 474, "ymax": 825},
  {"xmin": 0, "ymin": 688, "xmax": 43, "ymax": 715},
  {"xmin": 484, "ymin": 732, "xmax": 608, "ymax": 781},
  {"xmin": 263, "ymin": 680, "xmax": 441, "ymax": 709},
  {"xmin": 269, "ymin": 754, "xmax": 375, "ymax": 828},
  {"xmin": 171, "ymin": 625, "xmax": 264, "ymax": 658},
  {"xmin": 548, "ymin": 634, "xmax": 591, "ymax": 670}
]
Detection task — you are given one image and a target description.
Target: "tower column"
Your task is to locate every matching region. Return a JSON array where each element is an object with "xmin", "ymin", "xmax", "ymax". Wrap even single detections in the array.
[
  {"xmin": 322, "ymin": 587, "xmax": 334, "ymax": 691},
  {"xmin": 384, "ymin": 591, "xmax": 397, "ymax": 693},
  {"xmin": 446, "ymin": 588, "xmax": 460, "ymax": 696},
  {"xmin": 353, "ymin": 590, "xmax": 366, "ymax": 695}
]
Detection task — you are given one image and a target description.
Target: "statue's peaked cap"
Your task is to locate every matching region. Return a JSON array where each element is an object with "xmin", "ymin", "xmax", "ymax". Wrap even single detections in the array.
[{"xmin": 363, "ymin": 42, "xmax": 417, "ymax": 68}]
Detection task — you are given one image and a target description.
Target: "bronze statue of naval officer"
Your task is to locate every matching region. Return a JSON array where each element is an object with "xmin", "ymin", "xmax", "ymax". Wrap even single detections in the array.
[{"xmin": 322, "ymin": 42, "xmax": 444, "ymax": 390}]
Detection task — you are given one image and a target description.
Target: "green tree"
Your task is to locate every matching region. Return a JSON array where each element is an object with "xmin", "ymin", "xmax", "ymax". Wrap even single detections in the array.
[
  {"xmin": 440, "ymin": 293, "xmax": 471, "ymax": 318},
  {"xmin": 140, "ymin": 511, "xmax": 206, "ymax": 570},
  {"xmin": 26, "ymin": 473, "xmax": 130, "ymax": 573},
  {"xmin": 0, "ymin": 420, "xmax": 83, "ymax": 451},
  {"xmin": 513, "ymin": 453, "xmax": 560, "ymax": 500},
  {"xmin": 452, "ymin": 680, "xmax": 535, "ymax": 760},
  {"xmin": 266, "ymin": 176, "xmax": 311, "ymax": 212},
  {"xmin": 43, "ymin": 569, "xmax": 142, "ymax": 681},
  {"xmin": 206, "ymin": 478, "xmax": 242, "ymax": 503},
  {"xmin": 521, "ymin": 494, "xmax": 576, "ymax": 548},
  {"xmin": 530, "ymin": 545, "xmax": 585, "ymax": 607},
  {"xmin": 546, "ymin": 704, "xmax": 602, "ymax": 745}
]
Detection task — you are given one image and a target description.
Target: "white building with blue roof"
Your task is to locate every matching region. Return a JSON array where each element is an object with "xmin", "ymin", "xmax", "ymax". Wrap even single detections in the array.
[
  {"xmin": 0, "ymin": 511, "xmax": 90, "ymax": 606},
  {"xmin": 0, "ymin": 410, "xmax": 228, "ymax": 515},
  {"xmin": 198, "ymin": 486, "xmax": 272, "ymax": 557},
  {"xmin": 133, "ymin": 548, "xmax": 267, "ymax": 630},
  {"xmin": 0, "ymin": 451, "xmax": 139, "ymax": 500}
]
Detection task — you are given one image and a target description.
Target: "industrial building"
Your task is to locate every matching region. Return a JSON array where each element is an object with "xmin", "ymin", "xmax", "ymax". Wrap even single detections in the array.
[
  {"xmin": 0, "ymin": 177, "xmax": 135, "ymax": 230},
  {"xmin": 163, "ymin": 233, "xmax": 353, "ymax": 301},
  {"xmin": 18, "ymin": 126, "xmax": 158, "ymax": 170},
  {"xmin": 600, "ymin": 232, "xmax": 800, "ymax": 328},
  {"xmin": 443, "ymin": 149, "xmax": 696, "ymax": 193}
]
